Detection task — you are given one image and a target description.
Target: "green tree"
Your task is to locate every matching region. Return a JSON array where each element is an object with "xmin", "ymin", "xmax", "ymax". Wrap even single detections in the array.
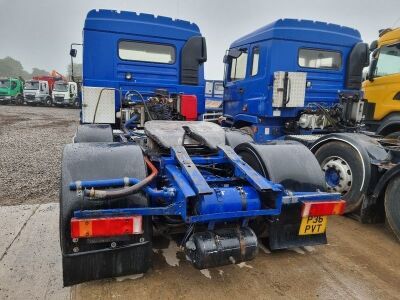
[
  {"xmin": 0, "ymin": 56, "xmax": 30, "ymax": 79},
  {"xmin": 31, "ymin": 67, "xmax": 49, "ymax": 77}
]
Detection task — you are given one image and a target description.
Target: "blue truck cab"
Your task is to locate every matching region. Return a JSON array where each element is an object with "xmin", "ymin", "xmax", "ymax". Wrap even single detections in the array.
[
  {"xmin": 223, "ymin": 19, "xmax": 369, "ymax": 141},
  {"xmin": 79, "ymin": 9, "xmax": 207, "ymax": 124}
]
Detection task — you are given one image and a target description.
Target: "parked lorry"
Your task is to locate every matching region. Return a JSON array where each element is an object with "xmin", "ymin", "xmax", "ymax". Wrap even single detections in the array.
[
  {"xmin": 363, "ymin": 27, "xmax": 400, "ymax": 136},
  {"xmin": 221, "ymin": 19, "xmax": 400, "ymax": 238},
  {"xmin": 23, "ymin": 75, "xmax": 62, "ymax": 106},
  {"xmin": 0, "ymin": 77, "xmax": 24, "ymax": 104},
  {"xmin": 52, "ymin": 81, "xmax": 80, "ymax": 107},
  {"xmin": 60, "ymin": 10, "xmax": 345, "ymax": 286},
  {"xmin": 203, "ymin": 80, "xmax": 224, "ymax": 121}
]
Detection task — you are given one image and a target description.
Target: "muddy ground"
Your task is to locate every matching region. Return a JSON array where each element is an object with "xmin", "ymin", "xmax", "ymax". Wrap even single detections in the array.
[
  {"xmin": 0, "ymin": 105, "xmax": 79, "ymax": 205},
  {"xmin": 0, "ymin": 106, "xmax": 399, "ymax": 299}
]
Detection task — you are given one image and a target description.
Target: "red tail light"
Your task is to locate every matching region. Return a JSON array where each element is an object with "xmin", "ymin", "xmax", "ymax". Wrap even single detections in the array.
[
  {"xmin": 71, "ymin": 216, "xmax": 143, "ymax": 239},
  {"xmin": 301, "ymin": 200, "xmax": 346, "ymax": 217}
]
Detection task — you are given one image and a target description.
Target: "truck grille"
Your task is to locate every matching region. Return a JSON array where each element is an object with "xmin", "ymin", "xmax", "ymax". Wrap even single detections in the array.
[
  {"xmin": 54, "ymin": 96, "xmax": 64, "ymax": 102},
  {"xmin": 25, "ymin": 95, "xmax": 35, "ymax": 100}
]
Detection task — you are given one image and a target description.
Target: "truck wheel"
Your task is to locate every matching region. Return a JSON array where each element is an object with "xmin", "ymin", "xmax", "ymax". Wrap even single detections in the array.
[
  {"xmin": 60, "ymin": 143, "xmax": 152, "ymax": 286},
  {"xmin": 235, "ymin": 141, "xmax": 327, "ymax": 249},
  {"xmin": 73, "ymin": 99, "xmax": 80, "ymax": 109},
  {"xmin": 16, "ymin": 95, "xmax": 23, "ymax": 105},
  {"xmin": 385, "ymin": 175, "xmax": 400, "ymax": 241},
  {"xmin": 315, "ymin": 142, "xmax": 365, "ymax": 213},
  {"xmin": 45, "ymin": 97, "xmax": 53, "ymax": 107}
]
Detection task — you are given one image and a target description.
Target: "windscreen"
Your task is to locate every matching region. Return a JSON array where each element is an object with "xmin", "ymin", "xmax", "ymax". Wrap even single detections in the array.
[
  {"xmin": 54, "ymin": 82, "xmax": 68, "ymax": 92},
  {"xmin": 118, "ymin": 41, "xmax": 175, "ymax": 64},
  {"xmin": 0, "ymin": 79, "xmax": 10, "ymax": 88},
  {"xmin": 24, "ymin": 81, "xmax": 39, "ymax": 90}
]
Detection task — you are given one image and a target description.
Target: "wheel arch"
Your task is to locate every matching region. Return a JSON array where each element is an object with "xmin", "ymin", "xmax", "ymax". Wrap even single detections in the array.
[
  {"xmin": 310, "ymin": 133, "xmax": 389, "ymax": 193},
  {"xmin": 377, "ymin": 116, "xmax": 400, "ymax": 136},
  {"xmin": 372, "ymin": 164, "xmax": 400, "ymax": 200}
]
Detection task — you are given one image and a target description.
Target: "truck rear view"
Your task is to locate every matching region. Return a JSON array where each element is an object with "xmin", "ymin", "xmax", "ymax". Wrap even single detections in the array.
[{"xmin": 60, "ymin": 10, "xmax": 345, "ymax": 286}]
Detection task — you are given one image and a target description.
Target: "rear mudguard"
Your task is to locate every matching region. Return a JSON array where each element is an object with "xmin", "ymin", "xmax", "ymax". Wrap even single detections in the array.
[
  {"xmin": 310, "ymin": 133, "xmax": 389, "ymax": 221},
  {"xmin": 60, "ymin": 142, "xmax": 151, "ymax": 286}
]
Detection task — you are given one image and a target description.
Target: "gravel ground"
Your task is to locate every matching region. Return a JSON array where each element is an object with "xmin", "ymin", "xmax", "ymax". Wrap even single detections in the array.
[{"xmin": 0, "ymin": 105, "xmax": 79, "ymax": 205}]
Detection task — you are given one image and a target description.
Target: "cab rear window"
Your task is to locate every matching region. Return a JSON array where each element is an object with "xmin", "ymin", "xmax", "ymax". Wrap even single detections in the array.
[
  {"xmin": 298, "ymin": 49, "xmax": 341, "ymax": 70},
  {"xmin": 118, "ymin": 41, "xmax": 175, "ymax": 64}
]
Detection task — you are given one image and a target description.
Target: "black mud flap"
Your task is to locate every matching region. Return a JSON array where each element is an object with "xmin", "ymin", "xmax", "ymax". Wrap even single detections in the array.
[
  {"xmin": 60, "ymin": 143, "xmax": 152, "ymax": 286},
  {"xmin": 268, "ymin": 204, "xmax": 327, "ymax": 250},
  {"xmin": 63, "ymin": 242, "xmax": 151, "ymax": 286}
]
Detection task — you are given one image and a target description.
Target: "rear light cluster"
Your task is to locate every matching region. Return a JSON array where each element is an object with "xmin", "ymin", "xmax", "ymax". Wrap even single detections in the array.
[
  {"xmin": 71, "ymin": 216, "xmax": 143, "ymax": 239},
  {"xmin": 301, "ymin": 200, "xmax": 346, "ymax": 217}
]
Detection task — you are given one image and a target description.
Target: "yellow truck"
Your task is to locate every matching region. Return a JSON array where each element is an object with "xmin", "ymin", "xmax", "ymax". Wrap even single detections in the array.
[{"xmin": 363, "ymin": 27, "xmax": 400, "ymax": 136}]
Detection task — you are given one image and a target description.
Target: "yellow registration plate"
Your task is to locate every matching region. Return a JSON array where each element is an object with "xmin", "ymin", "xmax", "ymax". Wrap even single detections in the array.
[{"xmin": 299, "ymin": 216, "xmax": 327, "ymax": 235}]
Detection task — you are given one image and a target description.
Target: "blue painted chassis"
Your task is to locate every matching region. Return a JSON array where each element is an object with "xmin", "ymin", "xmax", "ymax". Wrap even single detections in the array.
[{"xmin": 70, "ymin": 145, "xmax": 340, "ymax": 224}]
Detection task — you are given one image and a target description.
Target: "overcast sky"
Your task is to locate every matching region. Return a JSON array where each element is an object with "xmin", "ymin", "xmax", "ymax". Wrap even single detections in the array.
[{"xmin": 0, "ymin": 0, "xmax": 399, "ymax": 79}]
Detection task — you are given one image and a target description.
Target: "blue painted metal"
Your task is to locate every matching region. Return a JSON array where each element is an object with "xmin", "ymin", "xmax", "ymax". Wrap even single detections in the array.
[
  {"xmin": 72, "ymin": 190, "xmax": 340, "ymax": 223},
  {"xmin": 218, "ymin": 145, "xmax": 282, "ymax": 192},
  {"xmin": 223, "ymin": 18, "xmax": 362, "ymax": 139},
  {"xmin": 171, "ymin": 146, "xmax": 213, "ymax": 195},
  {"xmin": 83, "ymin": 9, "xmax": 205, "ymax": 117},
  {"xmin": 196, "ymin": 186, "xmax": 261, "ymax": 214},
  {"xmin": 325, "ymin": 168, "xmax": 340, "ymax": 187}
]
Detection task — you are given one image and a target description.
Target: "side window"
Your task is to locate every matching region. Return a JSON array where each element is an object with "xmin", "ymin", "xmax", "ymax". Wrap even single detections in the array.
[
  {"xmin": 229, "ymin": 51, "xmax": 248, "ymax": 81},
  {"xmin": 251, "ymin": 47, "xmax": 260, "ymax": 76},
  {"xmin": 298, "ymin": 49, "xmax": 341, "ymax": 69},
  {"xmin": 11, "ymin": 81, "xmax": 17, "ymax": 89}
]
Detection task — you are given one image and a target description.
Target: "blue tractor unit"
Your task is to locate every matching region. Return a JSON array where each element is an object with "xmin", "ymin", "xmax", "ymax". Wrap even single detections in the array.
[
  {"xmin": 222, "ymin": 19, "xmax": 400, "ymax": 233},
  {"xmin": 60, "ymin": 10, "xmax": 346, "ymax": 286}
]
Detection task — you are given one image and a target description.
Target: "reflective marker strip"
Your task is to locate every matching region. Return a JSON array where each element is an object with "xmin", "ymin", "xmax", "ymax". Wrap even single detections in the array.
[{"xmin": 71, "ymin": 216, "xmax": 143, "ymax": 239}]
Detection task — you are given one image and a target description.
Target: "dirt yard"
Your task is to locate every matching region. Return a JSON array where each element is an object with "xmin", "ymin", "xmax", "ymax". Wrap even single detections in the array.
[{"xmin": 0, "ymin": 106, "xmax": 399, "ymax": 300}]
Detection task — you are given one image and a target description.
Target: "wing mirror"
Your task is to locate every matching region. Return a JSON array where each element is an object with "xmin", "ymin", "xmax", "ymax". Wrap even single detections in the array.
[
  {"xmin": 369, "ymin": 40, "xmax": 378, "ymax": 52},
  {"xmin": 223, "ymin": 48, "xmax": 244, "ymax": 63},
  {"xmin": 70, "ymin": 49, "xmax": 77, "ymax": 58},
  {"xmin": 367, "ymin": 55, "xmax": 378, "ymax": 82}
]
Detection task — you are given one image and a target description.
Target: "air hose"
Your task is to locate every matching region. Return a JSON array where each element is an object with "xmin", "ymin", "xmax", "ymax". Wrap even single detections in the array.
[{"xmin": 84, "ymin": 156, "xmax": 158, "ymax": 199}]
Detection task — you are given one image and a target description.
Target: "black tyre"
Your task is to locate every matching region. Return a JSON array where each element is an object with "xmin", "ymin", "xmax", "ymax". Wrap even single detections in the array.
[
  {"xmin": 73, "ymin": 98, "xmax": 80, "ymax": 109},
  {"xmin": 385, "ymin": 175, "xmax": 400, "ymax": 241},
  {"xmin": 60, "ymin": 143, "xmax": 152, "ymax": 286},
  {"xmin": 16, "ymin": 95, "xmax": 24, "ymax": 105},
  {"xmin": 315, "ymin": 142, "xmax": 366, "ymax": 213},
  {"xmin": 45, "ymin": 96, "xmax": 52, "ymax": 106}
]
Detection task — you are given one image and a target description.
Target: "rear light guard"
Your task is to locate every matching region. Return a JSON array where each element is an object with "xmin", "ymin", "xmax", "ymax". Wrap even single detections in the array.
[
  {"xmin": 71, "ymin": 215, "xmax": 143, "ymax": 239},
  {"xmin": 301, "ymin": 200, "xmax": 346, "ymax": 217}
]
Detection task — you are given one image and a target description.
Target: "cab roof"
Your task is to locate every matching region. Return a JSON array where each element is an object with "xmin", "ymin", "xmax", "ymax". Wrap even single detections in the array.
[
  {"xmin": 230, "ymin": 18, "xmax": 361, "ymax": 48},
  {"xmin": 378, "ymin": 27, "xmax": 400, "ymax": 46},
  {"xmin": 84, "ymin": 9, "xmax": 201, "ymax": 40}
]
